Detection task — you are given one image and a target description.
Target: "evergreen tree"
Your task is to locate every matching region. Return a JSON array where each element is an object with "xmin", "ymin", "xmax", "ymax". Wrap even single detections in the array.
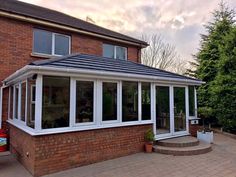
[
  {"xmin": 211, "ymin": 27, "xmax": 236, "ymax": 131},
  {"xmin": 196, "ymin": 2, "xmax": 235, "ymax": 109}
]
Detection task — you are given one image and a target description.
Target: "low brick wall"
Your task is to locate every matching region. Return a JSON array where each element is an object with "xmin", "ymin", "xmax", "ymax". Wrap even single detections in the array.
[
  {"xmin": 189, "ymin": 121, "xmax": 200, "ymax": 137},
  {"xmin": 9, "ymin": 124, "xmax": 151, "ymax": 176}
]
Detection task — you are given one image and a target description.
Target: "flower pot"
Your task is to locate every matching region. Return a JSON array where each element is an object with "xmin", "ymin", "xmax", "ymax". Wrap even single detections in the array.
[
  {"xmin": 197, "ymin": 131, "xmax": 213, "ymax": 143},
  {"xmin": 145, "ymin": 143, "xmax": 153, "ymax": 153}
]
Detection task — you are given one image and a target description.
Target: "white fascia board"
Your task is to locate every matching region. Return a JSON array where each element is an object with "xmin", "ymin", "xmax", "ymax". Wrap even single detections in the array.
[{"xmin": 3, "ymin": 65, "xmax": 205, "ymax": 86}]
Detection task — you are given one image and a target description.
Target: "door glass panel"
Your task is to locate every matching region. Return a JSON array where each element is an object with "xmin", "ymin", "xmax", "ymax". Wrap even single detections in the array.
[
  {"xmin": 174, "ymin": 87, "xmax": 186, "ymax": 132},
  {"xmin": 156, "ymin": 86, "xmax": 170, "ymax": 135}
]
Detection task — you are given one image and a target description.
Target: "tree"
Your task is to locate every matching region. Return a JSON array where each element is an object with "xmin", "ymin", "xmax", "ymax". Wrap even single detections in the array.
[
  {"xmin": 141, "ymin": 34, "xmax": 187, "ymax": 74},
  {"xmin": 211, "ymin": 27, "xmax": 236, "ymax": 131},
  {"xmin": 191, "ymin": 2, "xmax": 235, "ymax": 131}
]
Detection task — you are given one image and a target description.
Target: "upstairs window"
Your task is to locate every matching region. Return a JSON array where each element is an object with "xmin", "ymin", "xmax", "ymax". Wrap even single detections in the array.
[
  {"xmin": 33, "ymin": 29, "xmax": 70, "ymax": 56},
  {"xmin": 103, "ymin": 44, "xmax": 127, "ymax": 60}
]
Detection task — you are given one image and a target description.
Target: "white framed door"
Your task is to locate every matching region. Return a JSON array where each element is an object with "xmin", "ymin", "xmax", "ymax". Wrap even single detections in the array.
[{"xmin": 154, "ymin": 85, "xmax": 189, "ymax": 140}]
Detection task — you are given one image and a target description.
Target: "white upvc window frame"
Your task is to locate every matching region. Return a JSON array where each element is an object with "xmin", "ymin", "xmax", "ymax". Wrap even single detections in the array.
[
  {"xmin": 188, "ymin": 86, "xmax": 197, "ymax": 119},
  {"xmin": 73, "ymin": 78, "xmax": 96, "ymax": 127},
  {"xmin": 30, "ymin": 85, "xmax": 36, "ymax": 123},
  {"xmin": 33, "ymin": 29, "xmax": 71, "ymax": 57},
  {"xmin": 140, "ymin": 82, "xmax": 152, "ymax": 122},
  {"xmin": 19, "ymin": 81, "xmax": 27, "ymax": 125},
  {"xmin": 103, "ymin": 43, "xmax": 127, "ymax": 60},
  {"xmin": 7, "ymin": 75, "xmax": 154, "ymax": 136},
  {"xmin": 101, "ymin": 80, "xmax": 120, "ymax": 124},
  {"xmin": 13, "ymin": 83, "xmax": 20, "ymax": 120}
]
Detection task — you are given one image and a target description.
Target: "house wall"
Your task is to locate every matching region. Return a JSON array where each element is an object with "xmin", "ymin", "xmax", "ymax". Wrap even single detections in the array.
[
  {"xmin": 9, "ymin": 124, "xmax": 151, "ymax": 177},
  {"xmin": 0, "ymin": 15, "xmax": 141, "ymax": 129}
]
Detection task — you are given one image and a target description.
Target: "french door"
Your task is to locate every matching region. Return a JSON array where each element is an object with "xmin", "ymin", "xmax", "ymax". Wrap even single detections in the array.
[{"xmin": 155, "ymin": 85, "xmax": 188, "ymax": 139}]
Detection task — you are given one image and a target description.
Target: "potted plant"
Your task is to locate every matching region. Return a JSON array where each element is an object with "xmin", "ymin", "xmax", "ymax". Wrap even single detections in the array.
[
  {"xmin": 144, "ymin": 129, "xmax": 155, "ymax": 153},
  {"xmin": 197, "ymin": 107, "xmax": 214, "ymax": 143}
]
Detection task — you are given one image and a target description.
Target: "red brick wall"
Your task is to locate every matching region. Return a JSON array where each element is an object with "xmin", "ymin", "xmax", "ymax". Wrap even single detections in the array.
[
  {"xmin": 189, "ymin": 121, "xmax": 200, "ymax": 137},
  {"xmin": 10, "ymin": 125, "xmax": 36, "ymax": 175},
  {"xmin": 9, "ymin": 124, "xmax": 151, "ymax": 176}
]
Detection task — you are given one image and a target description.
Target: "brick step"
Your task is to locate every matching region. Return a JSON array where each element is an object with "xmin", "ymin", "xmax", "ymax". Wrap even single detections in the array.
[
  {"xmin": 153, "ymin": 142, "xmax": 212, "ymax": 156},
  {"xmin": 156, "ymin": 136, "xmax": 199, "ymax": 147}
]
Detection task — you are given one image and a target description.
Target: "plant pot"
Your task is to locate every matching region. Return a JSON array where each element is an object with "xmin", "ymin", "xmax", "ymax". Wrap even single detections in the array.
[
  {"xmin": 145, "ymin": 143, "xmax": 153, "ymax": 153},
  {"xmin": 197, "ymin": 131, "xmax": 213, "ymax": 143}
]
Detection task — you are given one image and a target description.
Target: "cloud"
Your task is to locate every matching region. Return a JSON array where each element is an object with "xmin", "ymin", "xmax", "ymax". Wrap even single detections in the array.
[{"xmin": 20, "ymin": 0, "xmax": 236, "ymax": 61}]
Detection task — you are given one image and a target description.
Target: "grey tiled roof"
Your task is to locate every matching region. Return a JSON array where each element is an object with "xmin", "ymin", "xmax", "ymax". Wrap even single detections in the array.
[
  {"xmin": 0, "ymin": 0, "xmax": 147, "ymax": 46},
  {"xmin": 30, "ymin": 53, "xmax": 201, "ymax": 82}
]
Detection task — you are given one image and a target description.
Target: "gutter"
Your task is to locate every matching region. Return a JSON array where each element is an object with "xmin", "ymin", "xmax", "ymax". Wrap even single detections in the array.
[
  {"xmin": 0, "ymin": 10, "xmax": 147, "ymax": 48},
  {"xmin": 3, "ymin": 65, "xmax": 205, "ymax": 86}
]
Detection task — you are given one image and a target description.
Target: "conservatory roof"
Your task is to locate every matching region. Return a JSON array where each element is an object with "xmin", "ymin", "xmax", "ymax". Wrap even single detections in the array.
[{"xmin": 3, "ymin": 53, "xmax": 204, "ymax": 85}]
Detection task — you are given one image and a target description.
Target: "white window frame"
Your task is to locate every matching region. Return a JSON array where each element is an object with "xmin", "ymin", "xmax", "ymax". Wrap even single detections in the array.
[
  {"xmin": 13, "ymin": 84, "xmax": 20, "ymax": 120},
  {"xmin": 140, "ymin": 82, "xmax": 152, "ymax": 122},
  {"xmin": 101, "ymin": 80, "xmax": 120, "ymax": 124},
  {"xmin": 19, "ymin": 81, "xmax": 27, "ymax": 125},
  {"xmin": 73, "ymin": 78, "xmax": 96, "ymax": 126},
  {"xmin": 7, "ymin": 75, "xmax": 154, "ymax": 136},
  {"xmin": 121, "ymin": 81, "xmax": 139, "ymax": 123},
  {"xmin": 188, "ymin": 86, "xmax": 196, "ymax": 119},
  {"xmin": 30, "ymin": 85, "xmax": 36, "ymax": 123},
  {"xmin": 33, "ymin": 29, "xmax": 71, "ymax": 56},
  {"xmin": 103, "ymin": 44, "xmax": 127, "ymax": 60}
]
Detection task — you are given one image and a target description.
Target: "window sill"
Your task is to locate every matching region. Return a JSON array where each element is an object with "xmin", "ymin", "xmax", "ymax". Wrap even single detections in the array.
[
  {"xmin": 7, "ymin": 119, "xmax": 153, "ymax": 136},
  {"xmin": 31, "ymin": 53, "xmax": 61, "ymax": 59}
]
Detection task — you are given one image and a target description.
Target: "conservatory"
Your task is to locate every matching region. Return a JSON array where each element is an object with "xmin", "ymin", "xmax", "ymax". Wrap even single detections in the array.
[{"xmin": 3, "ymin": 53, "xmax": 202, "ymax": 139}]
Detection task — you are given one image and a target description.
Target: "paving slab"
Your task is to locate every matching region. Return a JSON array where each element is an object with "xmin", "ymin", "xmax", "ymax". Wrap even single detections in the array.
[{"xmin": 1, "ymin": 133, "xmax": 236, "ymax": 177}]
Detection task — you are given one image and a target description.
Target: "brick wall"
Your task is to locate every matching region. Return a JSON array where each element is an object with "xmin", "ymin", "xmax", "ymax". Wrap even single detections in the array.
[
  {"xmin": 10, "ymin": 125, "xmax": 36, "ymax": 175},
  {"xmin": 9, "ymin": 124, "xmax": 151, "ymax": 176},
  {"xmin": 189, "ymin": 121, "xmax": 200, "ymax": 137}
]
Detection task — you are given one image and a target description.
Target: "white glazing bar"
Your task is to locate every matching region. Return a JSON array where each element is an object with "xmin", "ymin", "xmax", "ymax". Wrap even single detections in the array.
[{"xmin": 35, "ymin": 75, "xmax": 42, "ymax": 131}]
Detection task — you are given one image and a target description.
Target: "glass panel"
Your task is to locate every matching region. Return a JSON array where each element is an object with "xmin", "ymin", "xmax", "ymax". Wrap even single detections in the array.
[
  {"xmin": 21, "ymin": 82, "xmax": 26, "ymax": 122},
  {"xmin": 9, "ymin": 87, "xmax": 13, "ymax": 119},
  {"xmin": 27, "ymin": 79, "xmax": 36, "ymax": 128},
  {"xmin": 14, "ymin": 86, "xmax": 19, "ymax": 119},
  {"xmin": 174, "ymin": 87, "xmax": 186, "ymax": 132},
  {"xmin": 76, "ymin": 81, "xmax": 94, "ymax": 123},
  {"xmin": 103, "ymin": 44, "xmax": 115, "ymax": 58},
  {"xmin": 189, "ymin": 86, "xmax": 195, "ymax": 117},
  {"xmin": 142, "ymin": 83, "xmax": 151, "ymax": 120},
  {"xmin": 103, "ymin": 82, "xmax": 117, "ymax": 121},
  {"xmin": 156, "ymin": 86, "xmax": 170, "ymax": 134},
  {"xmin": 55, "ymin": 34, "xmax": 70, "ymax": 55},
  {"xmin": 122, "ymin": 81, "xmax": 138, "ymax": 122},
  {"xmin": 116, "ymin": 46, "xmax": 126, "ymax": 60},
  {"xmin": 42, "ymin": 76, "xmax": 70, "ymax": 129},
  {"xmin": 33, "ymin": 29, "xmax": 52, "ymax": 55}
]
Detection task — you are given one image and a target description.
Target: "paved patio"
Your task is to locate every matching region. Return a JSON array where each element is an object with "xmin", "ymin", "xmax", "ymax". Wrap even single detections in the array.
[{"xmin": 1, "ymin": 133, "xmax": 236, "ymax": 177}]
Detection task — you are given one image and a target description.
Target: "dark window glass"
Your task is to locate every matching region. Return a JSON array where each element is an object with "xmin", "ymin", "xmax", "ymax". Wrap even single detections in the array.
[
  {"xmin": 33, "ymin": 29, "xmax": 52, "ymax": 55},
  {"xmin": 142, "ymin": 83, "xmax": 151, "ymax": 120},
  {"xmin": 116, "ymin": 46, "xmax": 126, "ymax": 60},
  {"xmin": 122, "ymin": 81, "xmax": 138, "ymax": 122},
  {"xmin": 9, "ymin": 87, "xmax": 14, "ymax": 119},
  {"xmin": 156, "ymin": 86, "xmax": 170, "ymax": 134},
  {"xmin": 14, "ymin": 86, "xmax": 19, "ymax": 119},
  {"xmin": 21, "ymin": 82, "xmax": 26, "ymax": 121},
  {"xmin": 27, "ymin": 79, "xmax": 36, "ymax": 128},
  {"xmin": 42, "ymin": 76, "xmax": 70, "ymax": 129},
  {"xmin": 103, "ymin": 44, "xmax": 114, "ymax": 58},
  {"xmin": 189, "ymin": 86, "xmax": 195, "ymax": 116},
  {"xmin": 55, "ymin": 34, "xmax": 70, "ymax": 55},
  {"xmin": 76, "ymin": 81, "xmax": 94, "ymax": 123},
  {"xmin": 103, "ymin": 82, "xmax": 117, "ymax": 121}
]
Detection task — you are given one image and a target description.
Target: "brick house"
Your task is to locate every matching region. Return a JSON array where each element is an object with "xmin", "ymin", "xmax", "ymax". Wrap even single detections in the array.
[{"xmin": 0, "ymin": 0, "xmax": 203, "ymax": 176}]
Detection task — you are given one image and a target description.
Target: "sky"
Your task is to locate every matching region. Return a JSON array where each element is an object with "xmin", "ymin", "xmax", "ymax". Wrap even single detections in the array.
[{"xmin": 20, "ymin": 0, "xmax": 236, "ymax": 62}]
